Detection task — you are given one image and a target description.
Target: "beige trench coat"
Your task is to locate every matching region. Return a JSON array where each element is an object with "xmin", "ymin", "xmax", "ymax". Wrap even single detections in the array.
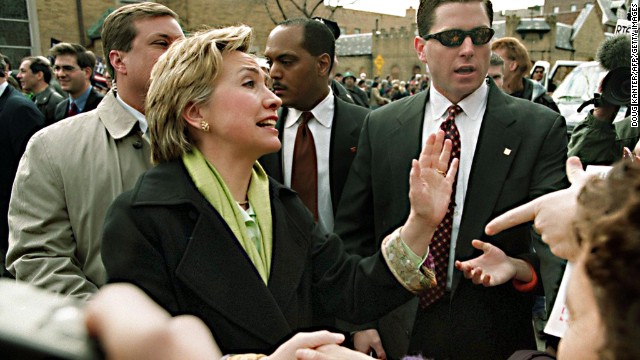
[{"xmin": 7, "ymin": 91, "xmax": 152, "ymax": 299}]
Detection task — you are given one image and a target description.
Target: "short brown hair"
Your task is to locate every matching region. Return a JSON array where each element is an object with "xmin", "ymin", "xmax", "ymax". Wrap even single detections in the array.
[
  {"xmin": 417, "ymin": 0, "xmax": 494, "ymax": 37},
  {"xmin": 49, "ymin": 42, "xmax": 96, "ymax": 72},
  {"xmin": 575, "ymin": 160, "xmax": 640, "ymax": 360},
  {"xmin": 147, "ymin": 25, "xmax": 253, "ymax": 164},
  {"xmin": 102, "ymin": 2, "xmax": 178, "ymax": 78},
  {"xmin": 491, "ymin": 37, "xmax": 532, "ymax": 75}
]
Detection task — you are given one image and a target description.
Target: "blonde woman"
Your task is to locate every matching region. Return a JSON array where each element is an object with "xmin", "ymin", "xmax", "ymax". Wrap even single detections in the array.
[{"xmin": 101, "ymin": 25, "xmax": 464, "ymax": 356}]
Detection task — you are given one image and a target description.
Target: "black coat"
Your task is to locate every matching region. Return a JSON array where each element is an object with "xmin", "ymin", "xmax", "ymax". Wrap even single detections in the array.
[
  {"xmin": 33, "ymin": 86, "xmax": 64, "ymax": 126},
  {"xmin": 54, "ymin": 86, "xmax": 103, "ymax": 121},
  {"xmin": 0, "ymin": 85, "xmax": 44, "ymax": 262},
  {"xmin": 101, "ymin": 160, "xmax": 413, "ymax": 355}
]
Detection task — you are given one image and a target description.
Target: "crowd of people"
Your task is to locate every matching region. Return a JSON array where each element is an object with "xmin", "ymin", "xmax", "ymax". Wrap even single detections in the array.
[{"xmin": 0, "ymin": 0, "xmax": 638, "ymax": 359}]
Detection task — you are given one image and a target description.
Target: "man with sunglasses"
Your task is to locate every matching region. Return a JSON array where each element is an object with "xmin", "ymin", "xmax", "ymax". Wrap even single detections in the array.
[
  {"xmin": 49, "ymin": 43, "xmax": 104, "ymax": 121},
  {"xmin": 334, "ymin": 1, "xmax": 568, "ymax": 359}
]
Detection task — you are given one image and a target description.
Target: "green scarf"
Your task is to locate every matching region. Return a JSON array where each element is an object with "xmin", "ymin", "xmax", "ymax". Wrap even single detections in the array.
[{"xmin": 182, "ymin": 148, "xmax": 273, "ymax": 284}]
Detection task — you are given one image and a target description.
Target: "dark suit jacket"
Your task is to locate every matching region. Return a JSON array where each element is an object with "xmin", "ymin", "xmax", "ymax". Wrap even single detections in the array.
[
  {"xmin": 260, "ymin": 96, "xmax": 369, "ymax": 215},
  {"xmin": 0, "ymin": 85, "xmax": 44, "ymax": 265},
  {"xmin": 34, "ymin": 86, "xmax": 65, "ymax": 126},
  {"xmin": 102, "ymin": 160, "xmax": 413, "ymax": 355},
  {"xmin": 334, "ymin": 80, "xmax": 569, "ymax": 359},
  {"xmin": 54, "ymin": 86, "xmax": 103, "ymax": 121}
]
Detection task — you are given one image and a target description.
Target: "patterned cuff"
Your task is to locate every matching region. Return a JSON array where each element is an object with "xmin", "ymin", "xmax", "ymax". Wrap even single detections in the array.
[
  {"xmin": 381, "ymin": 227, "xmax": 437, "ymax": 294},
  {"xmin": 222, "ymin": 354, "xmax": 267, "ymax": 360}
]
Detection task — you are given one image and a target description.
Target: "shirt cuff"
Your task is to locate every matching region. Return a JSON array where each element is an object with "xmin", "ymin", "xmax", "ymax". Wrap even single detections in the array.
[
  {"xmin": 399, "ymin": 228, "xmax": 430, "ymax": 269},
  {"xmin": 511, "ymin": 261, "xmax": 538, "ymax": 292},
  {"xmin": 381, "ymin": 227, "xmax": 437, "ymax": 294},
  {"xmin": 221, "ymin": 354, "xmax": 267, "ymax": 360}
]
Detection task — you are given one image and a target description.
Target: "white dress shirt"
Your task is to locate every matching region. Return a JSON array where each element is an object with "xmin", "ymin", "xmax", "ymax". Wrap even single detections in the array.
[
  {"xmin": 283, "ymin": 88, "xmax": 335, "ymax": 233},
  {"xmin": 0, "ymin": 81, "xmax": 8, "ymax": 98},
  {"xmin": 421, "ymin": 81, "xmax": 489, "ymax": 289},
  {"xmin": 116, "ymin": 93, "xmax": 148, "ymax": 134}
]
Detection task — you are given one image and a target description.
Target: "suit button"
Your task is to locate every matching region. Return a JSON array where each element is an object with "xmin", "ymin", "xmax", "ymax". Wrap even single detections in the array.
[{"xmin": 132, "ymin": 139, "xmax": 143, "ymax": 149}]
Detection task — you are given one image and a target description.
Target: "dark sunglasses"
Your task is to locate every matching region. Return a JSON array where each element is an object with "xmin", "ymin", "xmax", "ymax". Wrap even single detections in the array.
[{"xmin": 422, "ymin": 27, "xmax": 495, "ymax": 47}]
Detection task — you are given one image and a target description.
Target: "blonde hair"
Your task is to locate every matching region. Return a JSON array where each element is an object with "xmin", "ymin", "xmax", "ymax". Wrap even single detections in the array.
[
  {"xmin": 491, "ymin": 37, "xmax": 532, "ymax": 75},
  {"xmin": 146, "ymin": 25, "xmax": 253, "ymax": 164}
]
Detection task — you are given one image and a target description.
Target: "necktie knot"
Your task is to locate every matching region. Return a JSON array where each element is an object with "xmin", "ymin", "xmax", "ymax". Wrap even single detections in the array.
[
  {"xmin": 301, "ymin": 111, "xmax": 314, "ymax": 124},
  {"xmin": 67, "ymin": 102, "xmax": 79, "ymax": 117},
  {"xmin": 447, "ymin": 105, "xmax": 462, "ymax": 120}
]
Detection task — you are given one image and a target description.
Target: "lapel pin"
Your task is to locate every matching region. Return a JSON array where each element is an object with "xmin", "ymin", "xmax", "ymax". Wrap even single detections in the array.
[
  {"xmin": 503, "ymin": 148, "xmax": 512, "ymax": 156},
  {"xmin": 350, "ymin": 146, "xmax": 357, "ymax": 153}
]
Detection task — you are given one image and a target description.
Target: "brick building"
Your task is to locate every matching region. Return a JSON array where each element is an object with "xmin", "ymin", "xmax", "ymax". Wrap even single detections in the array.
[
  {"xmin": 0, "ymin": 0, "xmax": 421, "ymax": 80},
  {"xmin": 0, "ymin": 0, "xmax": 631, "ymax": 82}
]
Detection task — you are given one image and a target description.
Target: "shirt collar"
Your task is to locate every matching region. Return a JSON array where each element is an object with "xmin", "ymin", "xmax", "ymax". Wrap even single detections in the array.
[
  {"xmin": 284, "ymin": 87, "xmax": 334, "ymax": 129},
  {"xmin": 0, "ymin": 81, "xmax": 8, "ymax": 97},
  {"xmin": 115, "ymin": 94, "xmax": 148, "ymax": 133},
  {"xmin": 69, "ymin": 85, "xmax": 93, "ymax": 111},
  {"xmin": 428, "ymin": 81, "xmax": 489, "ymax": 121}
]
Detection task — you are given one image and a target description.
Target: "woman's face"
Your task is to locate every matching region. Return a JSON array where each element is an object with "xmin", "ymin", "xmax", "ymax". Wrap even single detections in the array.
[
  {"xmin": 201, "ymin": 51, "xmax": 282, "ymax": 159},
  {"xmin": 558, "ymin": 250, "xmax": 604, "ymax": 360}
]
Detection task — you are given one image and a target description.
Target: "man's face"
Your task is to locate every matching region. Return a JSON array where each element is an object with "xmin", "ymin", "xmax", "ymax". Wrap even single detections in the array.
[
  {"xmin": 532, "ymin": 67, "xmax": 544, "ymax": 81},
  {"xmin": 264, "ymin": 25, "xmax": 329, "ymax": 111},
  {"xmin": 17, "ymin": 60, "xmax": 40, "ymax": 93},
  {"xmin": 492, "ymin": 48, "xmax": 517, "ymax": 83},
  {"xmin": 117, "ymin": 15, "xmax": 184, "ymax": 96},
  {"xmin": 487, "ymin": 65, "xmax": 504, "ymax": 89},
  {"xmin": 54, "ymin": 54, "xmax": 90, "ymax": 98},
  {"xmin": 414, "ymin": 2, "xmax": 491, "ymax": 103},
  {"xmin": 344, "ymin": 76, "xmax": 355, "ymax": 89}
]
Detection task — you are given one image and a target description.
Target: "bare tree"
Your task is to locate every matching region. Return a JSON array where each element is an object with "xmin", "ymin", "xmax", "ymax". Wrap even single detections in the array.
[{"xmin": 262, "ymin": 0, "xmax": 358, "ymax": 24}]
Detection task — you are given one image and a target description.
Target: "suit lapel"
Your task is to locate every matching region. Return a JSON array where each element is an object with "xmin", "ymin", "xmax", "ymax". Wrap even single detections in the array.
[
  {"xmin": 388, "ymin": 91, "xmax": 429, "ymax": 204},
  {"xmin": 260, "ymin": 108, "xmax": 287, "ymax": 182},
  {"xmin": 0, "ymin": 86, "xmax": 11, "ymax": 111},
  {"xmin": 266, "ymin": 186, "xmax": 308, "ymax": 317},
  {"xmin": 175, "ymin": 189, "xmax": 292, "ymax": 346},
  {"xmin": 329, "ymin": 98, "xmax": 361, "ymax": 210},
  {"xmin": 456, "ymin": 85, "xmax": 522, "ymax": 261}
]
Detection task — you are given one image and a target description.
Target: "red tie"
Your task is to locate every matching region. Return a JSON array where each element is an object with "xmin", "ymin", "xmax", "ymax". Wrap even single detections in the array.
[
  {"xmin": 291, "ymin": 112, "xmax": 319, "ymax": 220},
  {"xmin": 419, "ymin": 104, "xmax": 462, "ymax": 309},
  {"xmin": 67, "ymin": 102, "xmax": 79, "ymax": 117}
]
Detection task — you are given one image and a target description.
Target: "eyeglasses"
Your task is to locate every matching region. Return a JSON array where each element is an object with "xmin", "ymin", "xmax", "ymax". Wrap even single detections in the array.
[
  {"xmin": 422, "ymin": 27, "xmax": 495, "ymax": 47},
  {"xmin": 53, "ymin": 65, "xmax": 80, "ymax": 73}
]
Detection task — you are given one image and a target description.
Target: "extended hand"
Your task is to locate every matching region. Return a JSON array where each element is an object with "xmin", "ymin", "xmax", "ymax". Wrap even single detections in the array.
[
  {"xmin": 353, "ymin": 329, "xmax": 386, "ymax": 359},
  {"xmin": 454, "ymin": 240, "xmax": 517, "ymax": 286},
  {"xmin": 267, "ymin": 331, "xmax": 345, "ymax": 360},
  {"xmin": 402, "ymin": 130, "xmax": 459, "ymax": 255},
  {"xmin": 296, "ymin": 344, "xmax": 373, "ymax": 360},
  {"xmin": 408, "ymin": 130, "xmax": 459, "ymax": 228},
  {"xmin": 485, "ymin": 157, "xmax": 587, "ymax": 261}
]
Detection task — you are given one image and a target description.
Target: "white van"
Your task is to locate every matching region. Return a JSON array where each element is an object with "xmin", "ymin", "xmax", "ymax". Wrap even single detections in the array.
[{"xmin": 552, "ymin": 61, "xmax": 627, "ymax": 134}]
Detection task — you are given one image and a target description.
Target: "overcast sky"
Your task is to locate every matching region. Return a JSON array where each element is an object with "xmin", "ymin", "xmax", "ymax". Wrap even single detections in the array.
[{"xmin": 333, "ymin": 0, "xmax": 545, "ymax": 16}]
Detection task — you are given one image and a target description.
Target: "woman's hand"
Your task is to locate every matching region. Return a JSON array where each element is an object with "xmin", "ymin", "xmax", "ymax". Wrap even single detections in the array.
[
  {"xmin": 266, "ymin": 331, "xmax": 345, "ymax": 360},
  {"xmin": 402, "ymin": 130, "xmax": 459, "ymax": 255}
]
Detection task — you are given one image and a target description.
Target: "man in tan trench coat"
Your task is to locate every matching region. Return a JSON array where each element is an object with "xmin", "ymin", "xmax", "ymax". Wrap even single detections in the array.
[{"xmin": 6, "ymin": 2, "xmax": 184, "ymax": 299}]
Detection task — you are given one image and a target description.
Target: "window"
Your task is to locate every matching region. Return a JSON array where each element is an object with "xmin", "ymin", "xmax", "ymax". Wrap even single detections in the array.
[
  {"xmin": 553, "ymin": 6, "xmax": 560, "ymax": 13},
  {"xmin": 570, "ymin": 4, "xmax": 577, "ymax": 11},
  {"xmin": 353, "ymin": 28, "xmax": 361, "ymax": 34},
  {"xmin": 0, "ymin": 0, "xmax": 35, "ymax": 66}
]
